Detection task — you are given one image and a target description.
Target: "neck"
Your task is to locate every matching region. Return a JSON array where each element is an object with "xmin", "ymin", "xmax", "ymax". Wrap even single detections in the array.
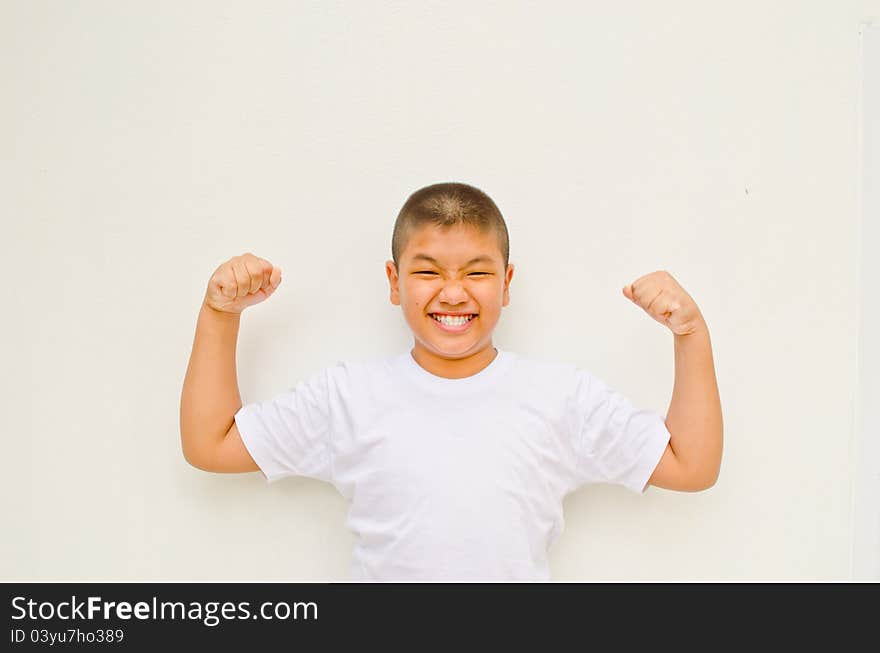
[{"xmin": 410, "ymin": 344, "xmax": 498, "ymax": 379}]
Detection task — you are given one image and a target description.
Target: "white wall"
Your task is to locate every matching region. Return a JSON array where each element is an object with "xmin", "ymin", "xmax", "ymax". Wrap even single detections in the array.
[
  {"xmin": 854, "ymin": 21, "xmax": 880, "ymax": 581},
  {"xmin": 2, "ymin": 0, "xmax": 877, "ymax": 581}
]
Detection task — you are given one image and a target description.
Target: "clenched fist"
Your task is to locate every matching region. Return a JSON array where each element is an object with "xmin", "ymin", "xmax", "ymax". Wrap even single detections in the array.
[
  {"xmin": 622, "ymin": 270, "xmax": 705, "ymax": 336},
  {"xmin": 203, "ymin": 252, "xmax": 282, "ymax": 315}
]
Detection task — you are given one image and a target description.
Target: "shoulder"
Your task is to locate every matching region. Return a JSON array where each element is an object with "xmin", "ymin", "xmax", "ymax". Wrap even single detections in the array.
[
  {"xmin": 319, "ymin": 351, "xmax": 401, "ymax": 390},
  {"xmin": 506, "ymin": 349, "xmax": 580, "ymax": 377},
  {"xmin": 503, "ymin": 350, "xmax": 587, "ymax": 396}
]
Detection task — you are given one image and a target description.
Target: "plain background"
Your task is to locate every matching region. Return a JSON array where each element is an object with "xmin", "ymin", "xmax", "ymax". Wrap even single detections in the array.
[{"xmin": 2, "ymin": 0, "xmax": 878, "ymax": 581}]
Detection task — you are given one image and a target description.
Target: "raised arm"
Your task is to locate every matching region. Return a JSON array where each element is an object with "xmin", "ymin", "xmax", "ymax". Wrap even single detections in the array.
[
  {"xmin": 179, "ymin": 253, "xmax": 282, "ymax": 472},
  {"xmin": 622, "ymin": 271, "xmax": 723, "ymax": 491},
  {"xmin": 651, "ymin": 321, "xmax": 723, "ymax": 490}
]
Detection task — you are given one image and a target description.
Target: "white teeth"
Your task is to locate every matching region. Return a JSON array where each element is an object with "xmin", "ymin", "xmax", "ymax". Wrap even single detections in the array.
[{"xmin": 432, "ymin": 314, "xmax": 474, "ymax": 326}]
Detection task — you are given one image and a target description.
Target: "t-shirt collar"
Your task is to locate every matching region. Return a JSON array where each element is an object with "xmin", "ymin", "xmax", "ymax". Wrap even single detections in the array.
[{"xmin": 399, "ymin": 346, "xmax": 513, "ymax": 392}]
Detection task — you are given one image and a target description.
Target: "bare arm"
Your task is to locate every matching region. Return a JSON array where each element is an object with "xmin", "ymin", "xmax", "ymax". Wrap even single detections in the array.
[
  {"xmin": 179, "ymin": 253, "xmax": 282, "ymax": 472},
  {"xmin": 621, "ymin": 270, "xmax": 723, "ymax": 492},
  {"xmin": 649, "ymin": 317, "xmax": 724, "ymax": 491},
  {"xmin": 179, "ymin": 304, "xmax": 246, "ymax": 468}
]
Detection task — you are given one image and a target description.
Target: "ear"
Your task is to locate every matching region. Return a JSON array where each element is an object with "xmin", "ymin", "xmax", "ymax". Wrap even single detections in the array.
[
  {"xmin": 385, "ymin": 260, "xmax": 401, "ymax": 306},
  {"xmin": 502, "ymin": 263, "xmax": 514, "ymax": 307}
]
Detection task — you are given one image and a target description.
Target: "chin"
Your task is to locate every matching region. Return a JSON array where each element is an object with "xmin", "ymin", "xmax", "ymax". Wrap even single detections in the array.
[
  {"xmin": 425, "ymin": 342, "xmax": 472, "ymax": 358},
  {"xmin": 422, "ymin": 336, "xmax": 487, "ymax": 359}
]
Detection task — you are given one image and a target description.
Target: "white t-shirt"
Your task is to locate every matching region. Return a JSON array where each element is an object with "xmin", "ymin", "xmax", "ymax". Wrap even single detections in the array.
[{"xmin": 233, "ymin": 348, "xmax": 670, "ymax": 582}]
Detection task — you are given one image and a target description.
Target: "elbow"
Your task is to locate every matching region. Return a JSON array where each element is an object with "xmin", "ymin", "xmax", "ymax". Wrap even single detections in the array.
[
  {"xmin": 181, "ymin": 446, "xmax": 203, "ymax": 471},
  {"xmin": 183, "ymin": 452, "xmax": 215, "ymax": 473},
  {"xmin": 182, "ymin": 450, "xmax": 204, "ymax": 471},
  {"xmin": 180, "ymin": 433, "xmax": 210, "ymax": 472},
  {"xmin": 690, "ymin": 463, "xmax": 721, "ymax": 492}
]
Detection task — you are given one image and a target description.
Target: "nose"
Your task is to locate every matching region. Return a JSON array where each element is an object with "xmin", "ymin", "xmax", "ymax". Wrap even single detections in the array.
[{"xmin": 438, "ymin": 279, "xmax": 469, "ymax": 305}]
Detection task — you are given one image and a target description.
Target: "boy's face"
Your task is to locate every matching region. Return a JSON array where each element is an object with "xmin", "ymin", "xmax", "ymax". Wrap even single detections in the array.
[{"xmin": 385, "ymin": 223, "xmax": 514, "ymax": 374}]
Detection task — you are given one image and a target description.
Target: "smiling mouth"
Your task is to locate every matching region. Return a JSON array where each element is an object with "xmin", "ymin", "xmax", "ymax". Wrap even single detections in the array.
[{"xmin": 429, "ymin": 313, "xmax": 478, "ymax": 324}]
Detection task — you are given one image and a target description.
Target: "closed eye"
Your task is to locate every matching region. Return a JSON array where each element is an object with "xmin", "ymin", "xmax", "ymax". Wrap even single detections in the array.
[{"xmin": 413, "ymin": 271, "xmax": 491, "ymax": 276}]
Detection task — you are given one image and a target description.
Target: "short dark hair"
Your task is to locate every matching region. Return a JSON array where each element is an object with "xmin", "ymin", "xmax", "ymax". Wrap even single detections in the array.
[{"xmin": 391, "ymin": 182, "xmax": 510, "ymax": 270}]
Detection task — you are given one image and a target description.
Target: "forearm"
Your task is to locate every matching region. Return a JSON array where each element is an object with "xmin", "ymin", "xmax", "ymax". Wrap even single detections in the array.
[
  {"xmin": 664, "ymin": 317, "xmax": 723, "ymax": 486},
  {"xmin": 179, "ymin": 303, "xmax": 243, "ymax": 464}
]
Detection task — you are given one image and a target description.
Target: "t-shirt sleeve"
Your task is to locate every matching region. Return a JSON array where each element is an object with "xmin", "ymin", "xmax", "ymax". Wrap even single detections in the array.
[
  {"xmin": 233, "ymin": 366, "xmax": 335, "ymax": 484},
  {"xmin": 569, "ymin": 369, "xmax": 671, "ymax": 495}
]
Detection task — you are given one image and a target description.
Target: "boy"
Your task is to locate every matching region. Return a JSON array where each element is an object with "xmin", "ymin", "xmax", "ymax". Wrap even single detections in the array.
[{"xmin": 180, "ymin": 182, "xmax": 723, "ymax": 581}]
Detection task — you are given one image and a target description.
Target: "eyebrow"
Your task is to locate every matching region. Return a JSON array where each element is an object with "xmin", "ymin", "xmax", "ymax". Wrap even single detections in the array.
[{"xmin": 410, "ymin": 254, "xmax": 496, "ymax": 267}]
